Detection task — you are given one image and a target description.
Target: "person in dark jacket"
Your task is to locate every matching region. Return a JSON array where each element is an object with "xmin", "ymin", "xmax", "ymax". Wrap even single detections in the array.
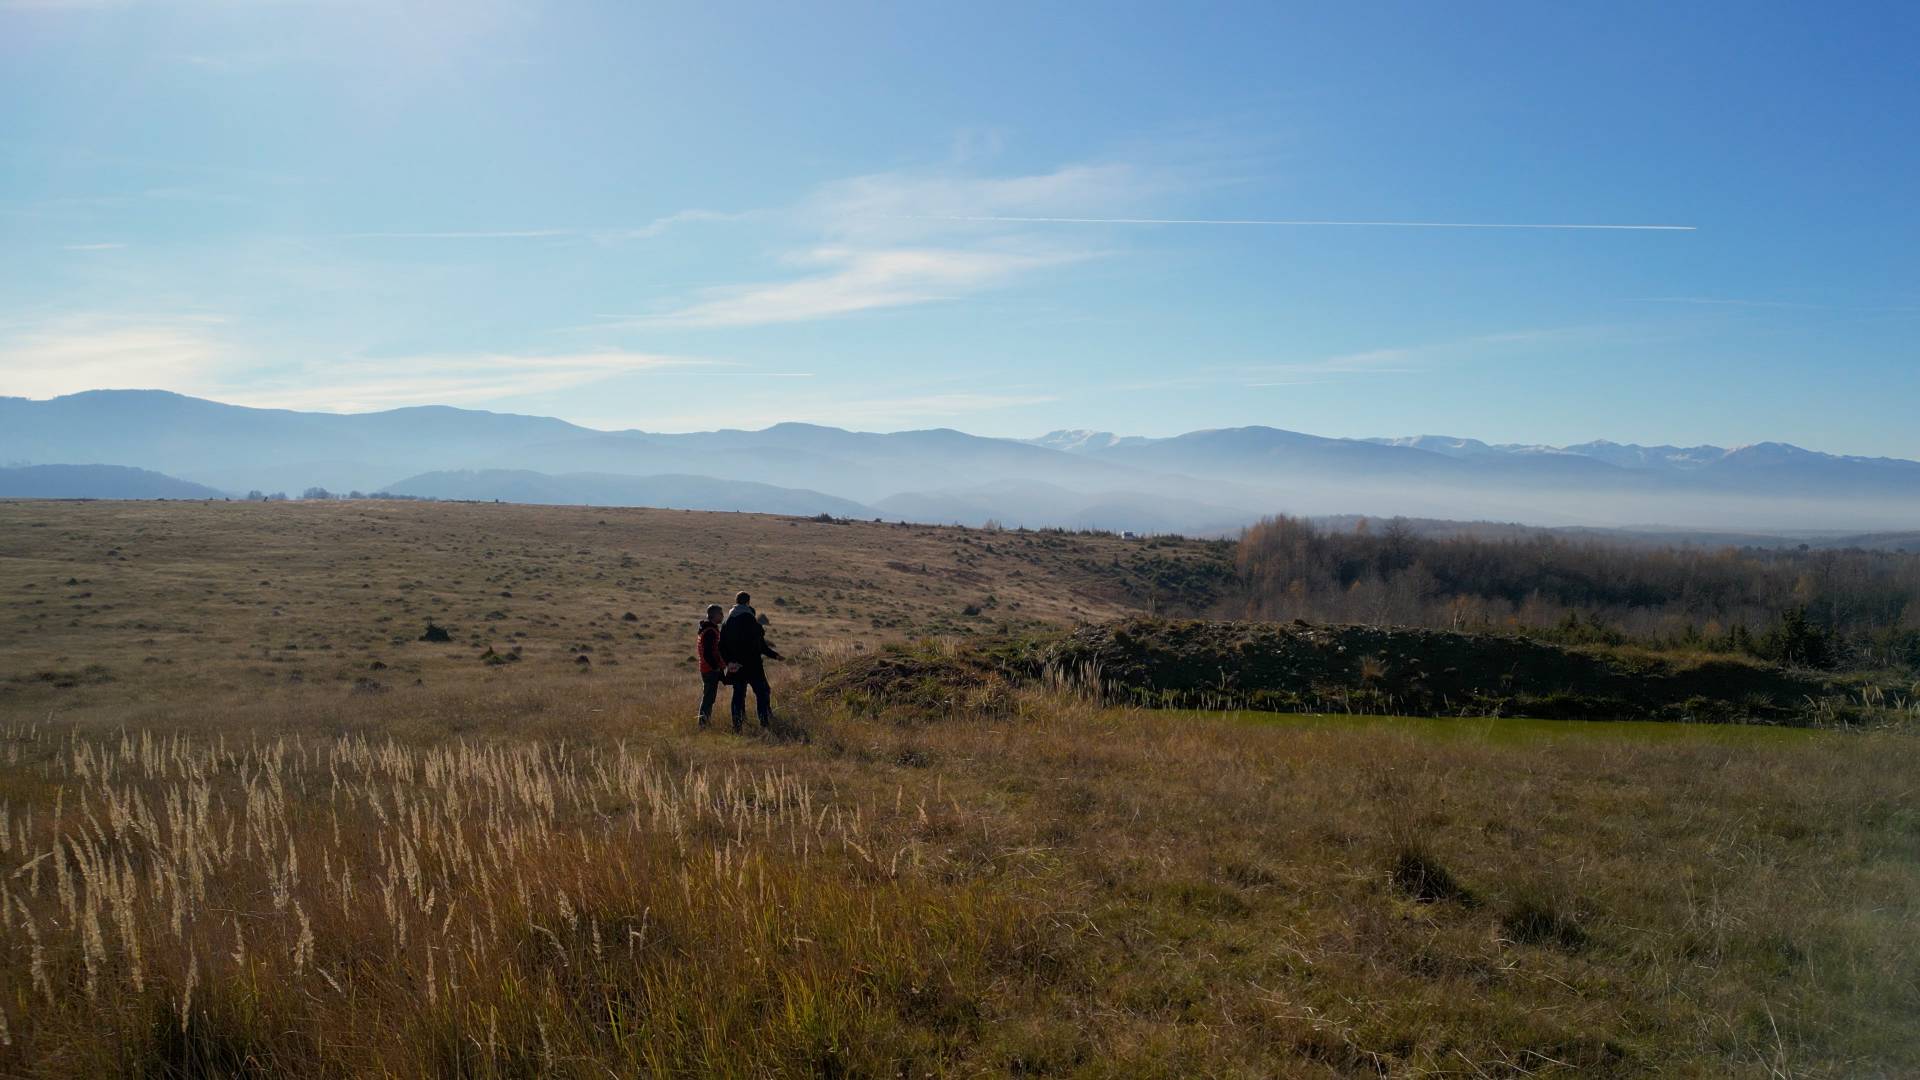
[
  {"xmin": 695, "ymin": 604, "xmax": 726, "ymax": 728},
  {"xmin": 718, "ymin": 590, "xmax": 780, "ymax": 732}
]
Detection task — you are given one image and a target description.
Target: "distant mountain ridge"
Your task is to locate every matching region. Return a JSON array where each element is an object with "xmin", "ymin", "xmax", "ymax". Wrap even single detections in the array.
[
  {"xmin": 1359, "ymin": 434, "xmax": 1919, "ymax": 474},
  {"xmin": 3, "ymin": 391, "xmax": 1918, "ymax": 532},
  {"xmin": 0, "ymin": 464, "xmax": 228, "ymax": 500},
  {"xmin": 1029, "ymin": 429, "xmax": 1154, "ymax": 454},
  {"xmin": 383, "ymin": 469, "xmax": 871, "ymax": 517}
]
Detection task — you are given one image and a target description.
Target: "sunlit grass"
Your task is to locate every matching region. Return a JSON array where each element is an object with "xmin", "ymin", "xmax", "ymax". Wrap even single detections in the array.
[
  {"xmin": 1217, "ymin": 708, "xmax": 1828, "ymax": 744},
  {"xmin": 1, "ymin": 501, "xmax": 1915, "ymax": 1076}
]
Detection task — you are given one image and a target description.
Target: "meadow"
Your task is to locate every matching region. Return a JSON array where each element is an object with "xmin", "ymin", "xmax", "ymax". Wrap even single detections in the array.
[{"xmin": 0, "ymin": 500, "xmax": 1915, "ymax": 1077}]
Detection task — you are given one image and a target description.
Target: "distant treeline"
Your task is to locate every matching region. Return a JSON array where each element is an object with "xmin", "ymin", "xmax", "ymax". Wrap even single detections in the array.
[
  {"xmin": 1235, "ymin": 516, "xmax": 1920, "ymax": 669},
  {"xmin": 243, "ymin": 489, "xmax": 434, "ymax": 502}
]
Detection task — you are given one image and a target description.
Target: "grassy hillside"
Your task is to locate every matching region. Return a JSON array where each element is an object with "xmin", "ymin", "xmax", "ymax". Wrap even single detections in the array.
[
  {"xmin": 0, "ymin": 500, "xmax": 1914, "ymax": 1077},
  {"xmin": 0, "ymin": 499, "xmax": 1231, "ymax": 715}
]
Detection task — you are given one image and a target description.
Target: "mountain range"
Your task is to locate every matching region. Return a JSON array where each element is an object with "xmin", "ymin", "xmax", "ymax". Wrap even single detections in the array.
[{"xmin": 3, "ymin": 390, "xmax": 1917, "ymax": 534}]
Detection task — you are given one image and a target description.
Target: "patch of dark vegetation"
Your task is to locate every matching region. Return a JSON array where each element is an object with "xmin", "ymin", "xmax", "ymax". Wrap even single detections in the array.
[
  {"xmin": 1389, "ymin": 846, "xmax": 1477, "ymax": 906},
  {"xmin": 1501, "ymin": 894, "xmax": 1589, "ymax": 951},
  {"xmin": 13, "ymin": 664, "xmax": 113, "ymax": 689},
  {"xmin": 136, "ymin": 993, "xmax": 284, "ymax": 1079},
  {"xmin": 418, "ymin": 622, "xmax": 453, "ymax": 643},
  {"xmin": 1040, "ymin": 617, "xmax": 1872, "ymax": 724}
]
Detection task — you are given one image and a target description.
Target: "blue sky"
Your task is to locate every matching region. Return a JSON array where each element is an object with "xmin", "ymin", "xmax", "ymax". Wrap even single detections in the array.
[{"xmin": 3, "ymin": 2, "xmax": 1916, "ymax": 455}]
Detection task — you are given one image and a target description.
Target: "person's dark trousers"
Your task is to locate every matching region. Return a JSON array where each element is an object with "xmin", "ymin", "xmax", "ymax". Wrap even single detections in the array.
[
  {"xmin": 698, "ymin": 672, "xmax": 722, "ymax": 727},
  {"xmin": 730, "ymin": 666, "xmax": 772, "ymax": 731}
]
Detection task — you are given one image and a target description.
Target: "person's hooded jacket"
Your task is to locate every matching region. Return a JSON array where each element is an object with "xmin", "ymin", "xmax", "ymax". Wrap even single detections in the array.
[
  {"xmin": 696, "ymin": 616, "xmax": 725, "ymax": 675},
  {"xmin": 719, "ymin": 604, "xmax": 780, "ymax": 669}
]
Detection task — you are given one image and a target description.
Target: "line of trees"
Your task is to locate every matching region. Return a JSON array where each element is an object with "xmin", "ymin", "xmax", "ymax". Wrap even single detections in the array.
[
  {"xmin": 1235, "ymin": 515, "xmax": 1920, "ymax": 669},
  {"xmin": 243, "ymin": 489, "xmax": 432, "ymax": 502}
]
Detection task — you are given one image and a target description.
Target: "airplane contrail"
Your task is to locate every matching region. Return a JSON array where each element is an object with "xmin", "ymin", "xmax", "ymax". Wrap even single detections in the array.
[{"xmin": 906, "ymin": 215, "xmax": 1696, "ymax": 231}]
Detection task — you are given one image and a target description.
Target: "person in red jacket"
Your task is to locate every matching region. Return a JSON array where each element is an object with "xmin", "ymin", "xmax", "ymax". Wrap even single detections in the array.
[{"xmin": 695, "ymin": 603, "xmax": 726, "ymax": 728}]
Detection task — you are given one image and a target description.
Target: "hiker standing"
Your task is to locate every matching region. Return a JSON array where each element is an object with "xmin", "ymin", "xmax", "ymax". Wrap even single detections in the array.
[
  {"xmin": 695, "ymin": 603, "xmax": 726, "ymax": 728},
  {"xmin": 719, "ymin": 590, "xmax": 780, "ymax": 732}
]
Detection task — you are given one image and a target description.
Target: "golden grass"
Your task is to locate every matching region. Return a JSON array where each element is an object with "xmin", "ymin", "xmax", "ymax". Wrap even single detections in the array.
[
  {"xmin": 0, "ymin": 501, "xmax": 1914, "ymax": 1076},
  {"xmin": 0, "ymin": 499, "xmax": 1225, "ymax": 716}
]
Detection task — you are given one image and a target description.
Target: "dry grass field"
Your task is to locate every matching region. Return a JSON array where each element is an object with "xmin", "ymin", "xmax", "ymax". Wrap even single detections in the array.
[
  {"xmin": 0, "ymin": 500, "xmax": 1915, "ymax": 1077},
  {"xmin": 0, "ymin": 499, "xmax": 1230, "ymax": 716}
]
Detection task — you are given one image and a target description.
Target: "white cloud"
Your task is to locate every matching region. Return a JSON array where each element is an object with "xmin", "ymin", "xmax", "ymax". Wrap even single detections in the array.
[
  {"xmin": 599, "ymin": 209, "xmax": 745, "ymax": 242},
  {"xmin": 627, "ymin": 161, "xmax": 1152, "ymax": 328},
  {"xmin": 63, "ymin": 242, "xmax": 127, "ymax": 251},
  {"xmin": 638, "ymin": 245, "xmax": 1083, "ymax": 328},
  {"xmin": 806, "ymin": 162, "xmax": 1152, "ymax": 240},
  {"xmin": 234, "ymin": 351, "xmax": 717, "ymax": 412},
  {"xmin": 0, "ymin": 313, "xmax": 717, "ymax": 410},
  {"xmin": 1243, "ymin": 327, "xmax": 1602, "ymax": 386},
  {"xmin": 0, "ymin": 315, "xmax": 235, "ymax": 398}
]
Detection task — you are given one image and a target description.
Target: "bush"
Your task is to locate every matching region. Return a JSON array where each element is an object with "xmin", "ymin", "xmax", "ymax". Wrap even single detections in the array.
[{"xmin": 1756, "ymin": 606, "xmax": 1838, "ymax": 668}]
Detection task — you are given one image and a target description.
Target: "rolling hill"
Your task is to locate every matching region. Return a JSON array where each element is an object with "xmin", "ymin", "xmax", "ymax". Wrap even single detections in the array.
[
  {"xmin": 382, "ymin": 469, "xmax": 873, "ymax": 517},
  {"xmin": 0, "ymin": 464, "xmax": 228, "ymax": 500}
]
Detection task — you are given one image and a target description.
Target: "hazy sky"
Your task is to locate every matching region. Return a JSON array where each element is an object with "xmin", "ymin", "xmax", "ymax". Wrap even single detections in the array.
[{"xmin": 3, "ymin": 2, "xmax": 1916, "ymax": 454}]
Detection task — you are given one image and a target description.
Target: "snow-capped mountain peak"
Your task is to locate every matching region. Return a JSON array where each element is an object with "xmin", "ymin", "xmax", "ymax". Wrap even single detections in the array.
[{"xmin": 1028, "ymin": 429, "xmax": 1152, "ymax": 453}]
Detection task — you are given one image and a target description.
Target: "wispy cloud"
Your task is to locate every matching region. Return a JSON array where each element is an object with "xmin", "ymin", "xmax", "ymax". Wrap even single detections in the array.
[
  {"xmin": 0, "ymin": 313, "xmax": 718, "ymax": 410},
  {"xmin": 1108, "ymin": 327, "xmax": 1598, "ymax": 393},
  {"xmin": 235, "ymin": 351, "xmax": 716, "ymax": 412},
  {"xmin": 632, "ymin": 245, "xmax": 1084, "ymax": 329},
  {"xmin": 62, "ymin": 242, "xmax": 127, "ymax": 251},
  {"xmin": 622, "ymin": 162, "xmax": 1149, "ymax": 328},
  {"xmin": 602, "ymin": 209, "xmax": 743, "ymax": 241},
  {"xmin": 623, "ymin": 154, "xmax": 1687, "ymax": 331},
  {"xmin": 1244, "ymin": 328, "xmax": 1589, "ymax": 386},
  {"xmin": 806, "ymin": 163, "xmax": 1154, "ymax": 240},
  {"xmin": 341, "ymin": 210, "xmax": 745, "ymax": 244},
  {"xmin": 1244, "ymin": 328, "xmax": 1592, "ymax": 386},
  {"xmin": 0, "ymin": 315, "xmax": 236, "ymax": 399}
]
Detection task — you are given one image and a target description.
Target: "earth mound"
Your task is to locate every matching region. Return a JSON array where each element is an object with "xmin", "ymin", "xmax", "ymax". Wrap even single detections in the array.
[
  {"xmin": 1041, "ymin": 617, "xmax": 1834, "ymax": 723},
  {"xmin": 808, "ymin": 641, "xmax": 1018, "ymax": 722}
]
